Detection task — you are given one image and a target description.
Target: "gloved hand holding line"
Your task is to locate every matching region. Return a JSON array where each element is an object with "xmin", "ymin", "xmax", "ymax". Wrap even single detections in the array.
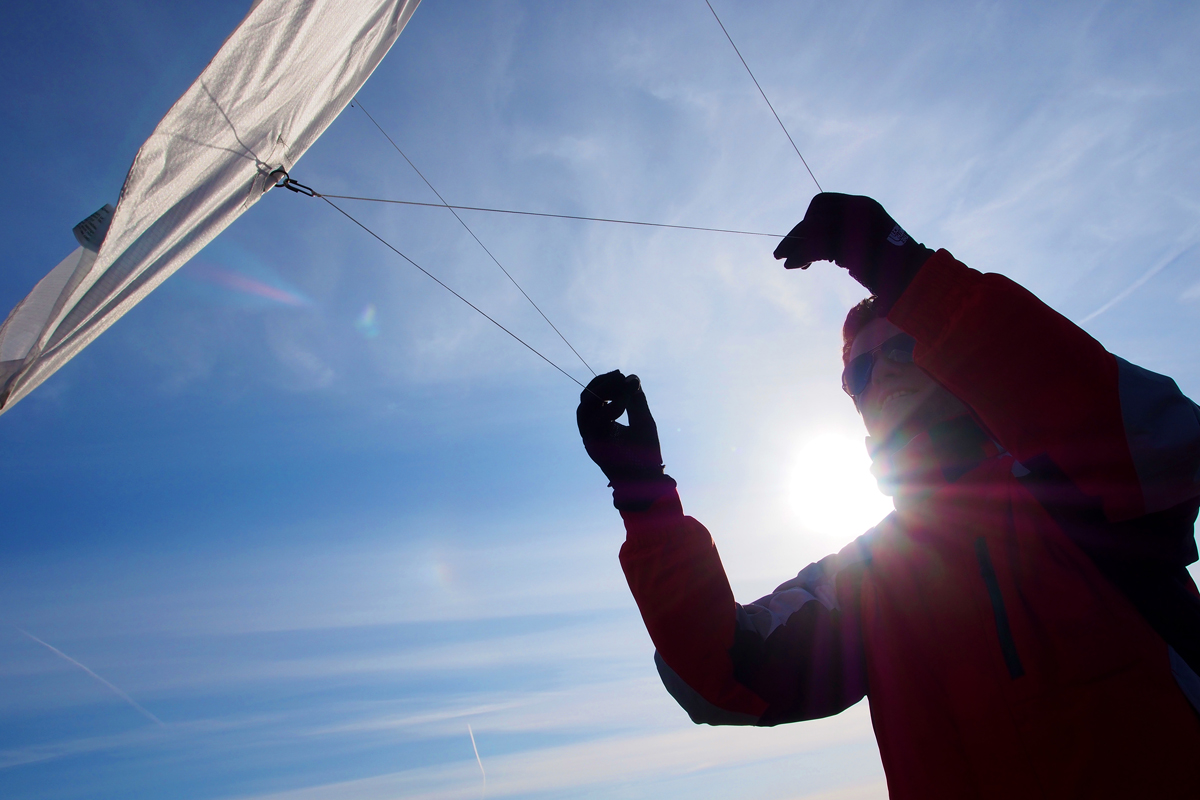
[
  {"xmin": 773, "ymin": 192, "xmax": 935, "ymax": 309},
  {"xmin": 577, "ymin": 370, "xmax": 676, "ymax": 512}
]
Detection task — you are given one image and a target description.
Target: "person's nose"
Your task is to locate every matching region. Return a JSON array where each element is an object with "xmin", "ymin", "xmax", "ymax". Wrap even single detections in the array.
[{"xmin": 870, "ymin": 351, "xmax": 905, "ymax": 386}]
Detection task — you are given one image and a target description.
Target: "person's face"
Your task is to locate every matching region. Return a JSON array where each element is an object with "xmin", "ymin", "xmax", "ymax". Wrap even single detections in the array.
[{"xmin": 847, "ymin": 318, "xmax": 968, "ymax": 445}]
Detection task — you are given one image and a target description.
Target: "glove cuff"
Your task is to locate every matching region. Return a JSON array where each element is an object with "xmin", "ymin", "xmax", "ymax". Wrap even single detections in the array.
[
  {"xmin": 848, "ymin": 239, "xmax": 935, "ymax": 312},
  {"xmin": 610, "ymin": 473, "xmax": 678, "ymax": 512}
]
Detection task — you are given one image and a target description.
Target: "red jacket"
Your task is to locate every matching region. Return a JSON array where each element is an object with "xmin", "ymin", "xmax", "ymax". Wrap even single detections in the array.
[{"xmin": 619, "ymin": 250, "xmax": 1200, "ymax": 798}]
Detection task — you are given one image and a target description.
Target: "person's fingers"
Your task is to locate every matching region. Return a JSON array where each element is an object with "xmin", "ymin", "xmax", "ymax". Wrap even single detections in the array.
[
  {"xmin": 780, "ymin": 234, "xmax": 828, "ymax": 269},
  {"xmin": 578, "ymin": 370, "xmax": 625, "ymax": 417},
  {"xmin": 580, "ymin": 369, "xmax": 625, "ymax": 403},
  {"xmin": 576, "ymin": 401, "xmax": 595, "ymax": 437},
  {"xmin": 773, "ymin": 220, "xmax": 805, "ymax": 261},
  {"xmin": 776, "ymin": 194, "xmax": 848, "ymax": 267},
  {"xmin": 775, "ymin": 229, "xmax": 816, "ymax": 266},
  {"xmin": 623, "ymin": 375, "xmax": 657, "ymax": 433},
  {"xmin": 604, "ymin": 397, "xmax": 628, "ymax": 423},
  {"xmin": 578, "ymin": 371, "xmax": 634, "ymax": 440}
]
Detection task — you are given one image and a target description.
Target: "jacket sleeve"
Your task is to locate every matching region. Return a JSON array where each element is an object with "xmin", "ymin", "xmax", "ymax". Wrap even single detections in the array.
[
  {"xmin": 619, "ymin": 489, "xmax": 871, "ymax": 726},
  {"xmin": 888, "ymin": 249, "xmax": 1200, "ymax": 523}
]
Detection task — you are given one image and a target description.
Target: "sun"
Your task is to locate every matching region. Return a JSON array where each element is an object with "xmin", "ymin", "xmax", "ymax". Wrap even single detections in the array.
[{"xmin": 787, "ymin": 431, "xmax": 894, "ymax": 544}]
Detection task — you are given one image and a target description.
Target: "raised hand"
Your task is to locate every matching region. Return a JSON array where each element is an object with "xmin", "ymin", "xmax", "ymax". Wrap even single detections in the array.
[
  {"xmin": 774, "ymin": 192, "xmax": 934, "ymax": 307},
  {"xmin": 577, "ymin": 370, "xmax": 675, "ymax": 511}
]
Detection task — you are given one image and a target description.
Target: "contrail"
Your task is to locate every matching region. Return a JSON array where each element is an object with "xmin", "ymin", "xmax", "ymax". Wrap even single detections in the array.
[
  {"xmin": 1081, "ymin": 240, "xmax": 1198, "ymax": 323},
  {"xmin": 467, "ymin": 723, "xmax": 486, "ymax": 798},
  {"xmin": 13, "ymin": 625, "xmax": 164, "ymax": 726}
]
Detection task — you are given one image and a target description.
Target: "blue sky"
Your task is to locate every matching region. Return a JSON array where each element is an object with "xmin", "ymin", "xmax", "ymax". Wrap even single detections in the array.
[{"xmin": 1, "ymin": 1, "xmax": 1199, "ymax": 798}]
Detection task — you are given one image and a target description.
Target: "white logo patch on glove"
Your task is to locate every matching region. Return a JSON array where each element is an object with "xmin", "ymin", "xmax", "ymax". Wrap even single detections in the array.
[{"xmin": 886, "ymin": 225, "xmax": 910, "ymax": 246}]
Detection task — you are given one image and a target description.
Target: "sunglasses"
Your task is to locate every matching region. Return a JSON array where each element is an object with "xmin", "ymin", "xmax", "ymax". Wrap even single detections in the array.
[{"xmin": 842, "ymin": 333, "xmax": 916, "ymax": 399}]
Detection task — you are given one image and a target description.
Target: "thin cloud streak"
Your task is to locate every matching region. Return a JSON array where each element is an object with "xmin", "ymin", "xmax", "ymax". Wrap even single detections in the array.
[
  {"xmin": 1081, "ymin": 239, "xmax": 1199, "ymax": 323},
  {"xmin": 12, "ymin": 625, "xmax": 164, "ymax": 726},
  {"xmin": 467, "ymin": 723, "xmax": 486, "ymax": 797},
  {"xmin": 232, "ymin": 701, "xmax": 879, "ymax": 800}
]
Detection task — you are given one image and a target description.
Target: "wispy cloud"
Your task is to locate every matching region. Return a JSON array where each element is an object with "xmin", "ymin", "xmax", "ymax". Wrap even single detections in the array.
[
  {"xmin": 1081, "ymin": 239, "xmax": 1199, "ymax": 322},
  {"xmin": 466, "ymin": 723, "xmax": 486, "ymax": 798},
  {"xmin": 231, "ymin": 701, "xmax": 879, "ymax": 800},
  {"xmin": 12, "ymin": 625, "xmax": 163, "ymax": 726}
]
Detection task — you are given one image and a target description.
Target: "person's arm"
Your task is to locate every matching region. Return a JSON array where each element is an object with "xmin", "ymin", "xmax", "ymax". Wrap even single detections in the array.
[
  {"xmin": 619, "ymin": 494, "xmax": 871, "ymax": 725},
  {"xmin": 775, "ymin": 193, "xmax": 1200, "ymax": 524},
  {"xmin": 577, "ymin": 371, "xmax": 869, "ymax": 725},
  {"xmin": 890, "ymin": 250, "xmax": 1200, "ymax": 523}
]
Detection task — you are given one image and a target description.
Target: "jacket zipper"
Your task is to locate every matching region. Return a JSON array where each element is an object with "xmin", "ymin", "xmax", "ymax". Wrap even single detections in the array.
[{"xmin": 974, "ymin": 537, "xmax": 1025, "ymax": 679}]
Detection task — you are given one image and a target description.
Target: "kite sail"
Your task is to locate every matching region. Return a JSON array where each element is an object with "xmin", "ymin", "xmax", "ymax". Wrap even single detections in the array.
[{"xmin": 0, "ymin": 0, "xmax": 421, "ymax": 414}]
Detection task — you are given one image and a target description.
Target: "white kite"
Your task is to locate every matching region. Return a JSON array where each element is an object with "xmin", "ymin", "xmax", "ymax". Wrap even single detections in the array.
[{"xmin": 0, "ymin": 0, "xmax": 421, "ymax": 413}]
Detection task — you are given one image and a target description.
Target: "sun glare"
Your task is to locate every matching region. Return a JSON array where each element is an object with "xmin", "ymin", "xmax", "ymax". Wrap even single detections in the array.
[{"xmin": 788, "ymin": 432, "xmax": 894, "ymax": 544}]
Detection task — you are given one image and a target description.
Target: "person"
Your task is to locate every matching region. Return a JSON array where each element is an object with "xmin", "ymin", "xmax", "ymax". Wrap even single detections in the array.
[{"xmin": 576, "ymin": 193, "xmax": 1200, "ymax": 798}]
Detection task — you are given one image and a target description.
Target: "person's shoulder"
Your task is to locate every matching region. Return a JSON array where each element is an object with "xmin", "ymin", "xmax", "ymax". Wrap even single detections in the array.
[
  {"xmin": 847, "ymin": 514, "xmax": 895, "ymax": 559},
  {"xmin": 791, "ymin": 521, "xmax": 890, "ymax": 591}
]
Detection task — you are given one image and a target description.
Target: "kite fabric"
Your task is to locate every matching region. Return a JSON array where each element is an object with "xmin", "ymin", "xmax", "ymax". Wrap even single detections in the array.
[{"xmin": 0, "ymin": 0, "xmax": 422, "ymax": 414}]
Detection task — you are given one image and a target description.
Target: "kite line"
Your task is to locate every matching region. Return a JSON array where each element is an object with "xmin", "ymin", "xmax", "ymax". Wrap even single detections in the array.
[
  {"xmin": 704, "ymin": 0, "xmax": 823, "ymax": 193},
  {"xmin": 279, "ymin": 12, "xmax": 828, "ymax": 397},
  {"xmin": 287, "ymin": 179, "xmax": 592, "ymax": 392},
  {"xmin": 336, "ymin": 7, "xmax": 827, "ymax": 393},
  {"xmin": 274, "ymin": 170, "xmax": 798, "ymax": 395},
  {"xmin": 353, "ymin": 100, "xmax": 595, "ymax": 377},
  {"xmin": 317, "ymin": 194, "xmax": 785, "ymax": 238}
]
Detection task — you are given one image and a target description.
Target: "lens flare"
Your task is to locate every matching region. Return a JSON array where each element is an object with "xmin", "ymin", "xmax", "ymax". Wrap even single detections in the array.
[
  {"xmin": 355, "ymin": 304, "xmax": 380, "ymax": 338},
  {"xmin": 186, "ymin": 262, "xmax": 311, "ymax": 306}
]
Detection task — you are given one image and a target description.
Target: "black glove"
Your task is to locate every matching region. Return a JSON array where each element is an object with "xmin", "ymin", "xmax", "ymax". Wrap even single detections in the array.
[
  {"xmin": 773, "ymin": 193, "xmax": 934, "ymax": 309},
  {"xmin": 577, "ymin": 370, "xmax": 676, "ymax": 512}
]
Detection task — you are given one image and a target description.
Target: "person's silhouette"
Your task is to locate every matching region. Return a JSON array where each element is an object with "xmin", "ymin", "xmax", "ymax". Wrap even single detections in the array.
[{"xmin": 578, "ymin": 193, "xmax": 1200, "ymax": 798}]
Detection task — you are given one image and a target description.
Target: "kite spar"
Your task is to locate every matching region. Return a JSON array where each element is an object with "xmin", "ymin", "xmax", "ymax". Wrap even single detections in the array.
[{"xmin": 0, "ymin": 0, "xmax": 422, "ymax": 414}]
